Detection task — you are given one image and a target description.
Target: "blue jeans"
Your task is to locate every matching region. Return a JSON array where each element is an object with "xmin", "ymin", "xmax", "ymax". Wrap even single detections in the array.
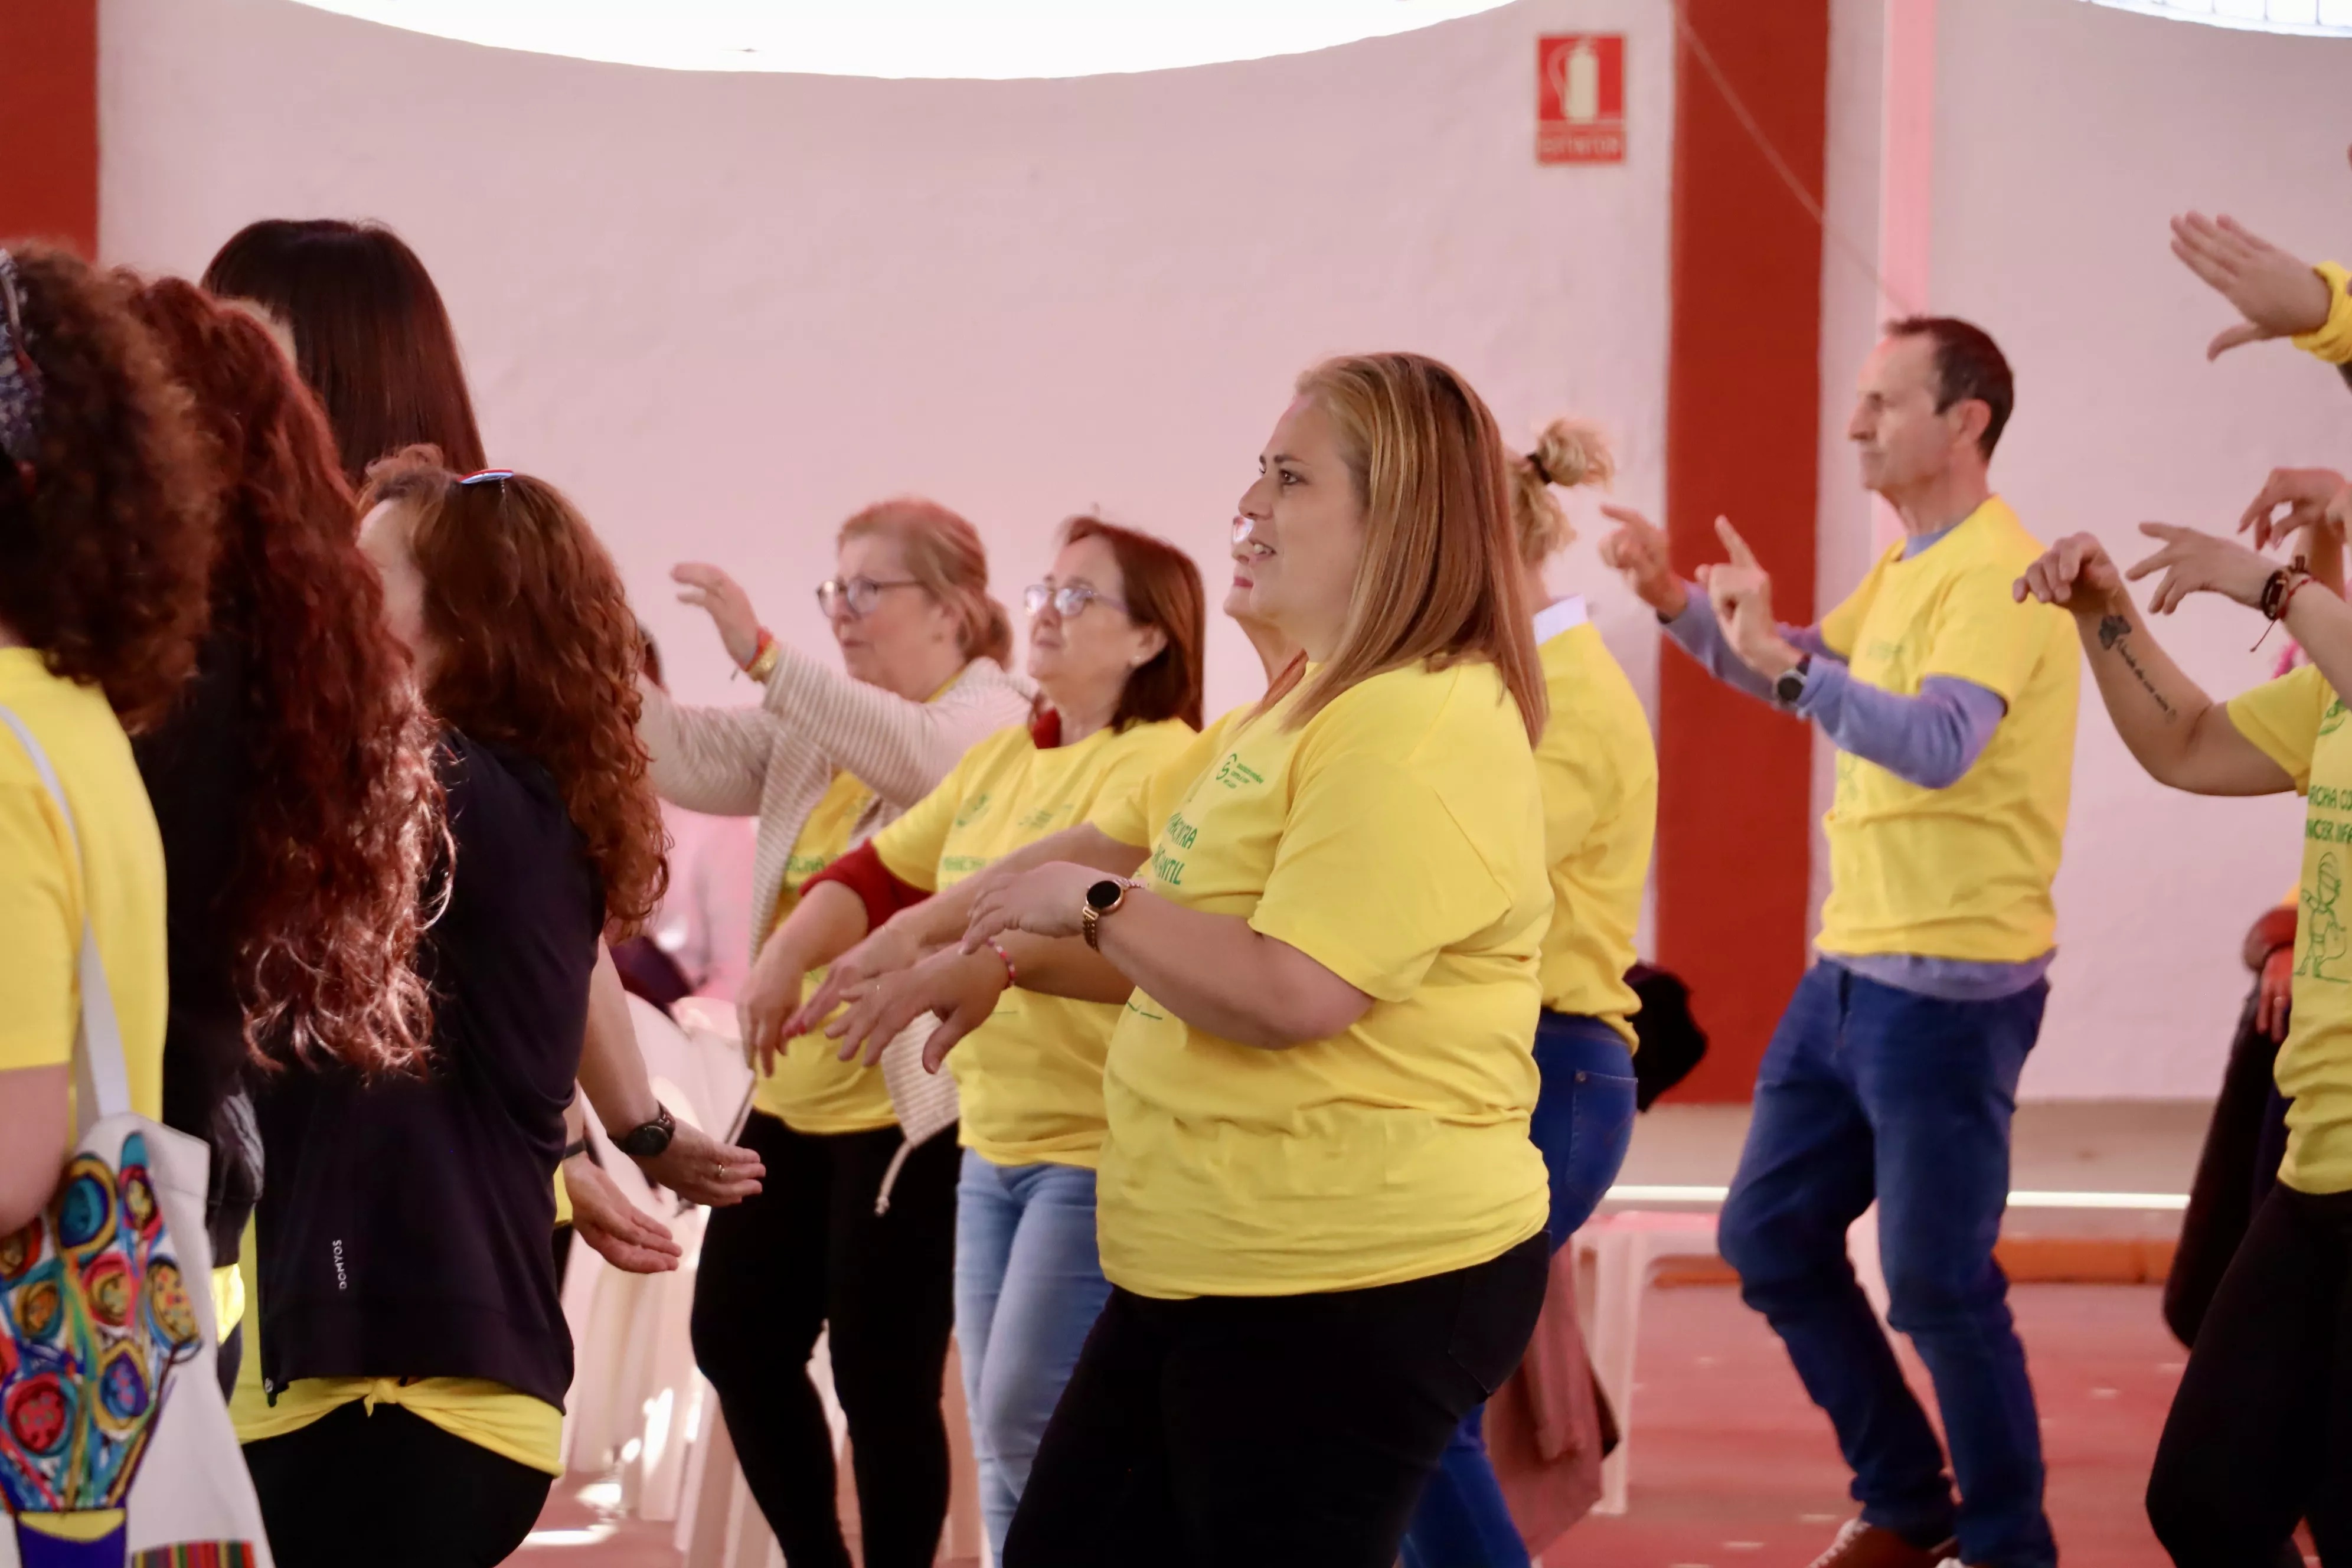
[
  {"xmin": 954, "ymin": 1151, "xmax": 1113, "ymax": 1562},
  {"xmin": 1717, "ymin": 961, "xmax": 2054, "ymax": 1568},
  {"xmin": 1401, "ymin": 1013, "xmax": 1638, "ymax": 1568}
]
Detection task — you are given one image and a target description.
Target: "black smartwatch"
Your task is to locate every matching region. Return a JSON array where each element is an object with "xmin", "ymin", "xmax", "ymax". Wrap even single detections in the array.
[
  {"xmin": 1082, "ymin": 877, "xmax": 1138, "ymax": 951},
  {"xmin": 1773, "ymin": 655, "xmax": 1812, "ymax": 707},
  {"xmin": 614, "ymin": 1102, "xmax": 676, "ymax": 1159}
]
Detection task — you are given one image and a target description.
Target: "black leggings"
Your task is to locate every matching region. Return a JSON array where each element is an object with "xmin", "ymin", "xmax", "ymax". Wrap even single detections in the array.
[
  {"xmin": 243, "ymin": 1400, "xmax": 551, "ymax": 1567},
  {"xmin": 1003, "ymin": 1232, "xmax": 1550, "ymax": 1568},
  {"xmin": 689, "ymin": 1112, "xmax": 959, "ymax": 1568},
  {"xmin": 2149, "ymin": 1184, "xmax": 2352, "ymax": 1566}
]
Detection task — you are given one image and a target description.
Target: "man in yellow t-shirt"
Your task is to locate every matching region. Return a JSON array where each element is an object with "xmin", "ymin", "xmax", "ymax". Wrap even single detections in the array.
[{"xmin": 1602, "ymin": 319, "xmax": 2076, "ymax": 1568}]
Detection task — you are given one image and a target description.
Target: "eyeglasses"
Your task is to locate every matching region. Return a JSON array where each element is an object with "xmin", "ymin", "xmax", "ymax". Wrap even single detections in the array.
[
  {"xmin": 1024, "ymin": 583, "xmax": 1130, "ymax": 620},
  {"xmin": 816, "ymin": 576, "xmax": 923, "ymax": 618}
]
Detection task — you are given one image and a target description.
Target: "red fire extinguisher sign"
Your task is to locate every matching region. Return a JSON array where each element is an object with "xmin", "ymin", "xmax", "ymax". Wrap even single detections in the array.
[{"xmin": 1537, "ymin": 34, "xmax": 1626, "ymax": 165}]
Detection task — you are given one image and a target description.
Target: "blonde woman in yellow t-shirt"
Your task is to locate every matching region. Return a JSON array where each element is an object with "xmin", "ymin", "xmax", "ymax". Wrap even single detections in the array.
[
  {"xmin": 750, "ymin": 517, "xmax": 1204, "ymax": 1562},
  {"xmin": 638, "ymin": 499, "xmax": 1030, "ymax": 1568},
  {"xmin": 949, "ymin": 354, "xmax": 1554, "ymax": 1568},
  {"xmin": 1403, "ymin": 416, "xmax": 1656, "ymax": 1568},
  {"xmin": 2018, "ymin": 515, "xmax": 2352, "ymax": 1560}
]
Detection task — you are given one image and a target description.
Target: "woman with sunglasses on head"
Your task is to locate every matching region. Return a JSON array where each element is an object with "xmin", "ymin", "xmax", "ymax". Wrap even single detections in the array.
[
  {"xmin": 743, "ymin": 517, "xmax": 1203, "ymax": 1561},
  {"xmin": 204, "ymin": 220, "xmax": 757, "ymax": 1252},
  {"xmin": 956, "ymin": 353, "xmax": 1555, "ymax": 1567},
  {"xmin": 643, "ymin": 501, "xmax": 1030, "ymax": 1568},
  {"xmin": 237, "ymin": 452, "xmax": 666, "ymax": 1567}
]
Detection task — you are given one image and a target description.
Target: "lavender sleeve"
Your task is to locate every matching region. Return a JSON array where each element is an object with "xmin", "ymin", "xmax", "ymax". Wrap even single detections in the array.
[
  {"xmin": 1661, "ymin": 582, "xmax": 2003, "ymax": 789},
  {"xmin": 1660, "ymin": 583, "xmax": 1841, "ymax": 703},
  {"xmin": 1796, "ymin": 664, "xmax": 2006, "ymax": 789}
]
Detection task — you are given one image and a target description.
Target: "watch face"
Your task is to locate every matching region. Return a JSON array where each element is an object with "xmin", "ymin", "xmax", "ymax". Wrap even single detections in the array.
[{"xmin": 1085, "ymin": 878, "xmax": 1125, "ymax": 912}]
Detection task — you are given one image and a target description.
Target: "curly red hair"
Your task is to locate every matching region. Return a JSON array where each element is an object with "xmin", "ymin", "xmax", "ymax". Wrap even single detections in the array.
[
  {"xmin": 0, "ymin": 244, "xmax": 213, "ymax": 730},
  {"xmin": 126, "ymin": 276, "xmax": 445, "ymax": 1077},
  {"xmin": 363, "ymin": 449, "xmax": 667, "ymax": 932}
]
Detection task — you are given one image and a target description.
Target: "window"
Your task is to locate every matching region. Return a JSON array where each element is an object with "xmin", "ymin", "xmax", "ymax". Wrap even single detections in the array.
[
  {"xmin": 285, "ymin": 0, "xmax": 1517, "ymax": 78},
  {"xmin": 2080, "ymin": 0, "xmax": 2352, "ymax": 35}
]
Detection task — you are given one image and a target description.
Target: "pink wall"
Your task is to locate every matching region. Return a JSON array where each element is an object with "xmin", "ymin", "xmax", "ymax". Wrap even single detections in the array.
[
  {"xmin": 1896, "ymin": 0, "xmax": 2349, "ymax": 1096},
  {"xmin": 100, "ymin": 0, "xmax": 1676, "ymax": 742}
]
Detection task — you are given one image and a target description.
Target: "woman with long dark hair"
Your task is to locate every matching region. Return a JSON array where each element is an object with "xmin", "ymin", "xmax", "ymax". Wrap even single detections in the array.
[
  {"xmin": 123, "ymin": 277, "xmax": 444, "ymax": 1394},
  {"xmin": 202, "ymin": 218, "xmax": 760, "ymax": 1223},
  {"xmin": 202, "ymin": 219, "xmax": 487, "ymax": 484},
  {"xmin": 237, "ymin": 450, "xmax": 667, "ymax": 1567}
]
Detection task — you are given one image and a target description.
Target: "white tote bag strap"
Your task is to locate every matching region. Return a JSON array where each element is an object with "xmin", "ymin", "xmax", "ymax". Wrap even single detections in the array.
[{"xmin": 0, "ymin": 704, "xmax": 135, "ymax": 1131}]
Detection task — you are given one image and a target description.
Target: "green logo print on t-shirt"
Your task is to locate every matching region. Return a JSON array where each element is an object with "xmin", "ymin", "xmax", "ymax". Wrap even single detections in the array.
[{"xmin": 2302, "ymin": 851, "xmax": 2351, "ymax": 985}]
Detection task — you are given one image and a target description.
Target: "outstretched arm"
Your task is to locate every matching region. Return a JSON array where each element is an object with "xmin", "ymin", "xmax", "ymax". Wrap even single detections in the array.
[{"xmin": 2014, "ymin": 532, "xmax": 2291, "ymax": 795}]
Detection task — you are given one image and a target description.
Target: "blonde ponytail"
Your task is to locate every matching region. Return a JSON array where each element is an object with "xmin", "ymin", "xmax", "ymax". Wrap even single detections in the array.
[{"xmin": 1511, "ymin": 416, "xmax": 1616, "ymax": 567}]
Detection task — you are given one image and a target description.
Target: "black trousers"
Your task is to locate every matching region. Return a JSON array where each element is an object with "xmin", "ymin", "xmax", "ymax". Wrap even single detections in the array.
[
  {"xmin": 1003, "ymin": 1231, "xmax": 1550, "ymax": 1568},
  {"xmin": 243, "ymin": 1400, "xmax": 551, "ymax": 1567},
  {"xmin": 2165, "ymin": 978, "xmax": 2292, "ymax": 1349},
  {"xmin": 689, "ymin": 1112, "xmax": 959, "ymax": 1568},
  {"xmin": 2149, "ymin": 1184, "xmax": 2352, "ymax": 1566}
]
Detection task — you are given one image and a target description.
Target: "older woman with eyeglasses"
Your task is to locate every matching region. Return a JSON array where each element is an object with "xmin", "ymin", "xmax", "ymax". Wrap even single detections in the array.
[
  {"xmin": 639, "ymin": 499, "xmax": 1030, "ymax": 1568},
  {"xmin": 744, "ymin": 515, "xmax": 1204, "ymax": 1562}
]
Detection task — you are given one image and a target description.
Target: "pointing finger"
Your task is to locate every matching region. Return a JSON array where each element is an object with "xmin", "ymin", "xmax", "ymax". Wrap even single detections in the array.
[{"xmin": 1713, "ymin": 517, "xmax": 1759, "ymax": 569}]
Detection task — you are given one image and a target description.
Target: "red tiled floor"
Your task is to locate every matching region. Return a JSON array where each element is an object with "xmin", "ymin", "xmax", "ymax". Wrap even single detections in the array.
[
  {"xmin": 1569, "ymin": 1283, "xmax": 2181, "ymax": 1568},
  {"xmin": 521, "ymin": 1283, "xmax": 2190, "ymax": 1568}
]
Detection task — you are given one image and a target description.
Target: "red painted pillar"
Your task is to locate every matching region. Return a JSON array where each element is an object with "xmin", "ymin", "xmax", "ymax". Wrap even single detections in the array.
[
  {"xmin": 1656, "ymin": 2, "xmax": 1830, "ymax": 1102},
  {"xmin": 1, "ymin": 0, "xmax": 100, "ymax": 256}
]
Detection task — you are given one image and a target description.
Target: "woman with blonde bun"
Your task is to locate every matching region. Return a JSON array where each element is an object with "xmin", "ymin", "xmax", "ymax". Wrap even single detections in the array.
[{"xmin": 1402, "ymin": 417, "xmax": 1656, "ymax": 1568}]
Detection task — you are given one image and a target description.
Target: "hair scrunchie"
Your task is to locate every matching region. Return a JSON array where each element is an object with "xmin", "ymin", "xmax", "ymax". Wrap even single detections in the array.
[{"xmin": 0, "ymin": 251, "xmax": 44, "ymax": 486}]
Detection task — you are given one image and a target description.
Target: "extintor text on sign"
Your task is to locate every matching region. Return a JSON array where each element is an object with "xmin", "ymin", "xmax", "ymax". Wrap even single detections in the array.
[{"xmin": 1537, "ymin": 34, "xmax": 1625, "ymax": 165}]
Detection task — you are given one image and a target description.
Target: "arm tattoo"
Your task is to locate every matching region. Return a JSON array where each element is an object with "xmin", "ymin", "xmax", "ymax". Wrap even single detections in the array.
[{"xmin": 2098, "ymin": 613, "xmax": 2177, "ymax": 721}]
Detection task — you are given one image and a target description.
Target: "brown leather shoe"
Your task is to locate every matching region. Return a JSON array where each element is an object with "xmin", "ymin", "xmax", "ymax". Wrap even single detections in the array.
[{"xmin": 1807, "ymin": 1518, "xmax": 1961, "ymax": 1568}]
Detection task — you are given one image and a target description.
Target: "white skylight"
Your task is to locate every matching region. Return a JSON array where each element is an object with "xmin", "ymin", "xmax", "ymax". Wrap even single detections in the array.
[
  {"xmin": 2081, "ymin": 0, "xmax": 2352, "ymax": 35},
  {"xmin": 282, "ymin": 0, "xmax": 1518, "ymax": 79}
]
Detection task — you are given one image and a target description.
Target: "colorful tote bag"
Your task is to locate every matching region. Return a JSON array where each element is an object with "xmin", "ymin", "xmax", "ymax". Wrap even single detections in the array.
[{"xmin": 0, "ymin": 709, "xmax": 272, "ymax": 1568}]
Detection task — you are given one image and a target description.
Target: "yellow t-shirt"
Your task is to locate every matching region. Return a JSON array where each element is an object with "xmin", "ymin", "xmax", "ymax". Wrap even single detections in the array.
[
  {"xmin": 235, "ymin": 1376, "xmax": 562, "ymax": 1475},
  {"xmin": 0, "ymin": 649, "xmax": 167, "ymax": 1123},
  {"xmin": 2226, "ymin": 664, "xmax": 2352, "ymax": 1194},
  {"xmin": 874, "ymin": 717, "xmax": 1193, "ymax": 1167},
  {"xmin": 1813, "ymin": 498, "xmax": 2080, "ymax": 962},
  {"xmin": 1100, "ymin": 662, "xmax": 1552, "ymax": 1299},
  {"xmin": 1532, "ymin": 606, "xmax": 1655, "ymax": 1038},
  {"xmin": 754, "ymin": 769, "xmax": 894, "ymax": 1132},
  {"xmin": 1090, "ymin": 705, "xmax": 1246, "ymax": 852}
]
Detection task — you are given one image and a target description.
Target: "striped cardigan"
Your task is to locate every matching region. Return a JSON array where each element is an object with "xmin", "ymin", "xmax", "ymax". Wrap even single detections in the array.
[{"xmin": 638, "ymin": 641, "xmax": 1035, "ymax": 966}]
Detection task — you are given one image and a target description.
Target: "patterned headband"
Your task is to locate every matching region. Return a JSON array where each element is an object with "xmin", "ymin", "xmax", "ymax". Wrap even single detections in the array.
[{"xmin": 0, "ymin": 250, "xmax": 41, "ymax": 484}]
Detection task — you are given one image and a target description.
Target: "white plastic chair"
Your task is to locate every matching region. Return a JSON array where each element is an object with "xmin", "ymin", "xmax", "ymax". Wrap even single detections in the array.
[
  {"xmin": 1572, "ymin": 1202, "xmax": 1890, "ymax": 1517},
  {"xmin": 1572, "ymin": 1211, "xmax": 1721, "ymax": 1515}
]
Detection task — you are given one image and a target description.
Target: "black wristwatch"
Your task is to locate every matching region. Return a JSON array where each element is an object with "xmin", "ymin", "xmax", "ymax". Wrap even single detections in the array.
[
  {"xmin": 1773, "ymin": 655, "xmax": 1812, "ymax": 707},
  {"xmin": 1082, "ymin": 877, "xmax": 1138, "ymax": 951},
  {"xmin": 614, "ymin": 1102, "xmax": 675, "ymax": 1159}
]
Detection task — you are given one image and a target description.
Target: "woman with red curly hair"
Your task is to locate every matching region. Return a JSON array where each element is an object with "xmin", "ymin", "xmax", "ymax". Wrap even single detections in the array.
[
  {"xmin": 236, "ymin": 449, "xmax": 667, "ymax": 1568},
  {"xmin": 122, "ymin": 277, "xmax": 445, "ymax": 1400},
  {"xmin": 0, "ymin": 244, "xmax": 213, "ymax": 1234}
]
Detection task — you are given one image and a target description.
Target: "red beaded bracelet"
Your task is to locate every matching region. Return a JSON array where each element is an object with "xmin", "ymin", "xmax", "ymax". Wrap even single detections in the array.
[{"xmin": 985, "ymin": 939, "xmax": 1019, "ymax": 988}]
